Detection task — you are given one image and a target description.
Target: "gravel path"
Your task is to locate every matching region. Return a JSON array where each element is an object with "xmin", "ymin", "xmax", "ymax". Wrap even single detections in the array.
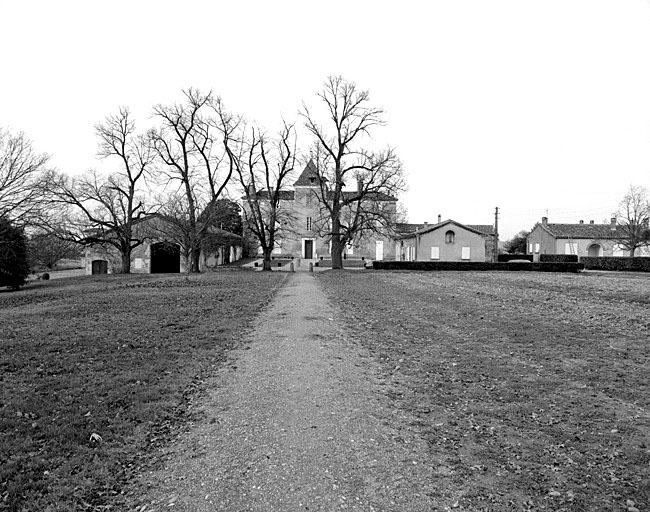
[{"xmin": 139, "ymin": 272, "xmax": 441, "ymax": 511}]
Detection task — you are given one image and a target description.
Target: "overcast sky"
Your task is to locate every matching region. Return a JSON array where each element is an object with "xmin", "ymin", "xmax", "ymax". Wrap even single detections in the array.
[{"xmin": 1, "ymin": 0, "xmax": 649, "ymax": 239}]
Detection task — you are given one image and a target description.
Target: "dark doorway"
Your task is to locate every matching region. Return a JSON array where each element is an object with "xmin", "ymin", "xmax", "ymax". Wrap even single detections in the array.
[
  {"xmin": 91, "ymin": 260, "xmax": 108, "ymax": 274},
  {"xmin": 150, "ymin": 243, "xmax": 181, "ymax": 273},
  {"xmin": 304, "ymin": 240, "xmax": 313, "ymax": 259}
]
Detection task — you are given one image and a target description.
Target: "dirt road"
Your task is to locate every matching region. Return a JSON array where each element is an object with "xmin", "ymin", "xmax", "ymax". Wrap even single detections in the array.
[{"xmin": 139, "ymin": 271, "xmax": 443, "ymax": 511}]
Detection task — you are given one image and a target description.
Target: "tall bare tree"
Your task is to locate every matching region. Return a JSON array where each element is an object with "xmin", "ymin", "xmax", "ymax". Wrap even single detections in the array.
[
  {"xmin": 149, "ymin": 89, "xmax": 234, "ymax": 272},
  {"xmin": 615, "ymin": 185, "xmax": 650, "ymax": 256},
  {"xmin": 300, "ymin": 76, "xmax": 406, "ymax": 269},
  {"xmin": 45, "ymin": 108, "xmax": 154, "ymax": 273},
  {"xmin": 223, "ymin": 121, "xmax": 297, "ymax": 271},
  {"xmin": 0, "ymin": 129, "xmax": 50, "ymax": 226}
]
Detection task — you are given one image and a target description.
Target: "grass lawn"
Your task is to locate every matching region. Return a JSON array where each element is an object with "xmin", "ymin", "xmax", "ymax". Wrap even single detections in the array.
[
  {"xmin": 318, "ymin": 270, "xmax": 650, "ymax": 511},
  {"xmin": 0, "ymin": 271, "xmax": 286, "ymax": 511}
]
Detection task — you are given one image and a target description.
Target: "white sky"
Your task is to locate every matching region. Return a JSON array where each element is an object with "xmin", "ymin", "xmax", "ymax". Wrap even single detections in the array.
[{"xmin": 1, "ymin": 0, "xmax": 649, "ymax": 240}]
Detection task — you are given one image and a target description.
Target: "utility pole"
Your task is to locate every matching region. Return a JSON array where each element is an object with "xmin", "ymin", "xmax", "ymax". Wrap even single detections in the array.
[{"xmin": 494, "ymin": 207, "xmax": 499, "ymax": 262}]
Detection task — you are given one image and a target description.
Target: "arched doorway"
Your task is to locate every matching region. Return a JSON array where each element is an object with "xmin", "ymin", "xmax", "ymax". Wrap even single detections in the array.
[
  {"xmin": 587, "ymin": 243, "xmax": 602, "ymax": 257},
  {"xmin": 150, "ymin": 243, "xmax": 180, "ymax": 273}
]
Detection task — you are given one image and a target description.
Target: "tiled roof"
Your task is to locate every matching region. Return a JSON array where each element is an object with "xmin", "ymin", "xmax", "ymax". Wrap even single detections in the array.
[
  {"xmin": 467, "ymin": 224, "xmax": 496, "ymax": 236},
  {"xmin": 395, "ymin": 223, "xmax": 429, "ymax": 234},
  {"xmin": 539, "ymin": 223, "xmax": 620, "ymax": 239},
  {"xmin": 398, "ymin": 219, "xmax": 495, "ymax": 239},
  {"xmin": 293, "ymin": 160, "xmax": 325, "ymax": 187}
]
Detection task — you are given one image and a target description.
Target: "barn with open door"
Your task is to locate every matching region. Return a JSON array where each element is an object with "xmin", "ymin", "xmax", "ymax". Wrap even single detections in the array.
[{"xmin": 150, "ymin": 243, "xmax": 180, "ymax": 273}]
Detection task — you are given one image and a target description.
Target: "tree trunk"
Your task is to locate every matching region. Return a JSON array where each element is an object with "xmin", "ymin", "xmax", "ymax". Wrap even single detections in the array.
[
  {"xmin": 331, "ymin": 228, "xmax": 344, "ymax": 270},
  {"xmin": 630, "ymin": 248, "xmax": 636, "ymax": 257},
  {"xmin": 191, "ymin": 247, "xmax": 201, "ymax": 273},
  {"xmin": 262, "ymin": 248, "xmax": 273, "ymax": 271},
  {"xmin": 120, "ymin": 247, "xmax": 132, "ymax": 274}
]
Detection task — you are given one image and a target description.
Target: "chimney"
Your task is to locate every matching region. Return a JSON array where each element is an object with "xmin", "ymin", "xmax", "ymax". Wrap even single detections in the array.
[
  {"xmin": 542, "ymin": 216, "xmax": 548, "ymax": 226},
  {"xmin": 437, "ymin": 214, "xmax": 442, "ymax": 223},
  {"xmin": 590, "ymin": 220, "xmax": 594, "ymax": 225},
  {"xmin": 579, "ymin": 220, "xmax": 584, "ymax": 224}
]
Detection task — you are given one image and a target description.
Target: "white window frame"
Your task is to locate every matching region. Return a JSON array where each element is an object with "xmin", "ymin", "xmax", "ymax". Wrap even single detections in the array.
[
  {"xmin": 461, "ymin": 247, "xmax": 471, "ymax": 260},
  {"xmin": 431, "ymin": 246, "xmax": 440, "ymax": 260}
]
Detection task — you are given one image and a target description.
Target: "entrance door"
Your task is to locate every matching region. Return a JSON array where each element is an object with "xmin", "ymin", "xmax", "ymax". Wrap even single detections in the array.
[
  {"xmin": 375, "ymin": 240, "xmax": 384, "ymax": 260},
  {"xmin": 304, "ymin": 240, "xmax": 313, "ymax": 259},
  {"xmin": 91, "ymin": 260, "xmax": 108, "ymax": 274}
]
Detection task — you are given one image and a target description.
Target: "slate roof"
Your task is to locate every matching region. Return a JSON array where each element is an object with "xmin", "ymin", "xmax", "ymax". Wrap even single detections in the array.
[
  {"xmin": 248, "ymin": 190, "xmax": 295, "ymax": 200},
  {"xmin": 339, "ymin": 190, "xmax": 397, "ymax": 202},
  {"xmin": 537, "ymin": 222, "xmax": 620, "ymax": 239},
  {"xmin": 293, "ymin": 160, "xmax": 325, "ymax": 187}
]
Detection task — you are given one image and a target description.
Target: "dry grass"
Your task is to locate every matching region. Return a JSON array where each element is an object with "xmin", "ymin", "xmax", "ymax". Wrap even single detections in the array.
[
  {"xmin": 319, "ymin": 270, "xmax": 650, "ymax": 511},
  {"xmin": 0, "ymin": 271, "xmax": 286, "ymax": 511}
]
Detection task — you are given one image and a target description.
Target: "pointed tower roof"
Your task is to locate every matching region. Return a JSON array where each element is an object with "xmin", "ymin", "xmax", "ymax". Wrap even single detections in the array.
[{"xmin": 293, "ymin": 160, "xmax": 325, "ymax": 187}]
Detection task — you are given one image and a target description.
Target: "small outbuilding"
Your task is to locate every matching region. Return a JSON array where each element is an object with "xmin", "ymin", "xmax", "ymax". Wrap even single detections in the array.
[
  {"xmin": 526, "ymin": 217, "xmax": 622, "ymax": 257},
  {"xmin": 397, "ymin": 219, "xmax": 497, "ymax": 262}
]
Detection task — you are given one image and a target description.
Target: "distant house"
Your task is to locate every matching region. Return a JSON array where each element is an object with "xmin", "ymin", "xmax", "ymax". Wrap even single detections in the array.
[
  {"xmin": 84, "ymin": 215, "xmax": 243, "ymax": 275},
  {"xmin": 526, "ymin": 217, "xmax": 622, "ymax": 257},
  {"xmin": 397, "ymin": 219, "xmax": 497, "ymax": 262}
]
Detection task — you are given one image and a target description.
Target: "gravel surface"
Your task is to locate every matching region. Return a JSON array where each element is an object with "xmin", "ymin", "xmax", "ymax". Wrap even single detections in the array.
[{"xmin": 138, "ymin": 272, "xmax": 442, "ymax": 511}]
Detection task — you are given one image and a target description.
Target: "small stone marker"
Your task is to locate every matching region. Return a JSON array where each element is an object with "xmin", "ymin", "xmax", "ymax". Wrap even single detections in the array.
[{"xmin": 309, "ymin": 262, "xmax": 313, "ymax": 272}]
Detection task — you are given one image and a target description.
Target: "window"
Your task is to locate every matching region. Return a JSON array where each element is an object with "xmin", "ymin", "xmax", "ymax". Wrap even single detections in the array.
[
  {"xmin": 431, "ymin": 246, "xmax": 440, "ymax": 260},
  {"xmin": 134, "ymin": 258, "xmax": 143, "ymax": 270},
  {"xmin": 529, "ymin": 243, "xmax": 533, "ymax": 253},
  {"xmin": 445, "ymin": 230, "xmax": 455, "ymax": 244},
  {"xmin": 564, "ymin": 242, "xmax": 578, "ymax": 255},
  {"xmin": 534, "ymin": 243, "xmax": 540, "ymax": 253},
  {"xmin": 461, "ymin": 247, "xmax": 470, "ymax": 260},
  {"xmin": 306, "ymin": 217, "xmax": 312, "ymax": 230}
]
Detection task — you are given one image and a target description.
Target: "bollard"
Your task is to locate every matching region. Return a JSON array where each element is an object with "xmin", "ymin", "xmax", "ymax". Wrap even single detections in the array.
[
  {"xmin": 290, "ymin": 262, "xmax": 295, "ymax": 272},
  {"xmin": 309, "ymin": 262, "xmax": 313, "ymax": 273}
]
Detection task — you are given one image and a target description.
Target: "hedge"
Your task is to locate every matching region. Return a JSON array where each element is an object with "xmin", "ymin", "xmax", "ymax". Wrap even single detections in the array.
[
  {"xmin": 498, "ymin": 254, "xmax": 533, "ymax": 262},
  {"xmin": 372, "ymin": 261, "xmax": 584, "ymax": 272},
  {"xmin": 497, "ymin": 254, "xmax": 578, "ymax": 263},
  {"xmin": 580, "ymin": 256, "xmax": 650, "ymax": 272},
  {"xmin": 540, "ymin": 254, "xmax": 579, "ymax": 263}
]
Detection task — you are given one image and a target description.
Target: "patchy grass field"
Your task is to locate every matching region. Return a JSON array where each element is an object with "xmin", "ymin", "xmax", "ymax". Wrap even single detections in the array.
[
  {"xmin": 0, "ymin": 271, "xmax": 286, "ymax": 511},
  {"xmin": 319, "ymin": 270, "xmax": 650, "ymax": 511}
]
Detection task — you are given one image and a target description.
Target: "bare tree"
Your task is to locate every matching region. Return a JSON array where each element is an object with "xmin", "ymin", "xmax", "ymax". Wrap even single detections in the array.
[
  {"xmin": 45, "ymin": 108, "xmax": 154, "ymax": 273},
  {"xmin": 27, "ymin": 232, "xmax": 81, "ymax": 270},
  {"xmin": 0, "ymin": 129, "xmax": 50, "ymax": 226},
  {"xmin": 615, "ymin": 185, "xmax": 650, "ymax": 256},
  {"xmin": 300, "ymin": 76, "xmax": 406, "ymax": 269},
  {"xmin": 148, "ymin": 89, "xmax": 234, "ymax": 272},
  {"xmin": 223, "ymin": 121, "xmax": 297, "ymax": 271}
]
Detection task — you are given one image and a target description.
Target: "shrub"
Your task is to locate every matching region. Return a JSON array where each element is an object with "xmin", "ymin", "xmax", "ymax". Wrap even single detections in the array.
[
  {"xmin": 0, "ymin": 217, "xmax": 30, "ymax": 290},
  {"xmin": 540, "ymin": 254, "xmax": 579, "ymax": 263},
  {"xmin": 580, "ymin": 256, "xmax": 650, "ymax": 272},
  {"xmin": 372, "ymin": 261, "xmax": 583, "ymax": 273}
]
